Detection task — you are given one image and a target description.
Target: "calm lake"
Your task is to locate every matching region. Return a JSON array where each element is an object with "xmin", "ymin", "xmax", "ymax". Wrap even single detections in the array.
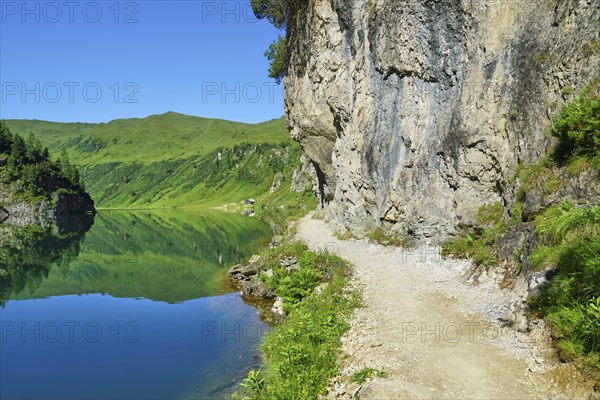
[{"xmin": 0, "ymin": 210, "xmax": 274, "ymax": 399}]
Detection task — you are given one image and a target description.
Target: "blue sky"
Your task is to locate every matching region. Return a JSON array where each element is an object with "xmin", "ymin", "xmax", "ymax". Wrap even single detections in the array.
[{"xmin": 0, "ymin": 1, "xmax": 285, "ymax": 123}]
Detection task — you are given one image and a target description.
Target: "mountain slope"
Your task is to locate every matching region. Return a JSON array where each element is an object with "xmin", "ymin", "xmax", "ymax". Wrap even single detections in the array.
[
  {"xmin": 7, "ymin": 112, "xmax": 292, "ymax": 163},
  {"xmin": 6, "ymin": 113, "xmax": 315, "ymax": 209}
]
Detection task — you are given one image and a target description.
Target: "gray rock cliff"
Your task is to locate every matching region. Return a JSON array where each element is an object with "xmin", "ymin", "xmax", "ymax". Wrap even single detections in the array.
[
  {"xmin": 0, "ymin": 185, "xmax": 95, "ymax": 229},
  {"xmin": 284, "ymin": 0, "xmax": 599, "ymax": 240}
]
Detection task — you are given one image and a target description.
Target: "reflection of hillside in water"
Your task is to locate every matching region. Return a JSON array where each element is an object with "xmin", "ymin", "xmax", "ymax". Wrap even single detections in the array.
[
  {"xmin": 4, "ymin": 210, "xmax": 274, "ymax": 304},
  {"xmin": 0, "ymin": 213, "xmax": 95, "ymax": 306}
]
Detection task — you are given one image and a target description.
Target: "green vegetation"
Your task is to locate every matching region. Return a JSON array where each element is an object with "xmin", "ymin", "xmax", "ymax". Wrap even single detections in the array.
[
  {"xmin": 334, "ymin": 229, "xmax": 353, "ymax": 240},
  {"xmin": 264, "ymin": 36, "xmax": 287, "ymax": 83},
  {"xmin": 0, "ymin": 121, "xmax": 86, "ymax": 204},
  {"xmin": 561, "ymin": 85, "xmax": 574, "ymax": 96},
  {"xmin": 5, "ymin": 114, "xmax": 312, "ymax": 212},
  {"xmin": 529, "ymin": 202, "xmax": 600, "ymax": 368},
  {"xmin": 445, "ymin": 82, "xmax": 599, "ymax": 269},
  {"xmin": 255, "ymin": 176, "xmax": 317, "ymax": 231},
  {"xmin": 350, "ymin": 367, "xmax": 388, "ymax": 384},
  {"xmin": 583, "ymin": 40, "xmax": 600, "ymax": 57},
  {"xmin": 236, "ymin": 242, "xmax": 360, "ymax": 399},
  {"xmin": 311, "ymin": 210, "xmax": 325, "ymax": 220},
  {"xmin": 515, "ymin": 157, "xmax": 563, "ymax": 205},
  {"xmin": 250, "ymin": 0, "xmax": 290, "ymax": 28},
  {"xmin": 442, "ymin": 203, "xmax": 506, "ymax": 267},
  {"xmin": 250, "ymin": 0, "xmax": 299, "ymax": 83},
  {"xmin": 551, "ymin": 81, "xmax": 600, "ymax": 170},
  {"xmin": 367, "ymin": 227, "xmax": 409, "ymax": 247},
  {"xmin": 535, "ymin": 53, "xmax": 549, "ymax": 65},
  {"xmin": 260, "ymin": 243, "xmax": 332, "ymax": 311}
]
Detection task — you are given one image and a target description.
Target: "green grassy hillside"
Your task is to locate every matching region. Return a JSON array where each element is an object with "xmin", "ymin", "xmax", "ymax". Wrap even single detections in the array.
[{"xmin": 5, "ymin": 113, "xmax": 314, "ymax": 210}]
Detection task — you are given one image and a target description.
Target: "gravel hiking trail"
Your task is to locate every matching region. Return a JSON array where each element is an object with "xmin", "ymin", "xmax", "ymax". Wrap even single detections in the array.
[{"xmin": 295, "ymin": 213, "xmax": 597, "ymax": 400}]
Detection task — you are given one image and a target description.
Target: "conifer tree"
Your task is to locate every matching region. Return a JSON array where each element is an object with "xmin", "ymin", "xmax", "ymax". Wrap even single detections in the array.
[
  {"xmin": 11, "ymin": 134, "xmax": 26, "ymax": 166},
  {"xmin": 0, "ymin": 121, "xmax": 12, "ymax": 154},
  {"xmin": 25, "ymin": 132, "xmax": 42, "ymax": 163}
]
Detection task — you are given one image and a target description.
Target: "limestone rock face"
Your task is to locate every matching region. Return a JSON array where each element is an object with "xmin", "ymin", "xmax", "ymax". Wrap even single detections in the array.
[
  {"xmin": 291, "ymin": 154, "xmax": 318, "ymax": 193},
  {"xmin": 284, "ymin": 0, "xmax": 599, "ymax": 240}
]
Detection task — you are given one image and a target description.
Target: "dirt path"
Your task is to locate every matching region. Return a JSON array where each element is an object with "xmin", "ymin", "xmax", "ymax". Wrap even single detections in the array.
[{"xmin": 295, "ymin": 213, "xmax": 596, "ymax": 400}]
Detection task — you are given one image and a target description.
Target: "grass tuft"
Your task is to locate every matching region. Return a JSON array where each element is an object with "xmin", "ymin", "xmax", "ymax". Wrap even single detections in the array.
[
  {"xmin": 367, "ymin": 227, "xmax": 409, "ymax": 247},
  {"xmin": 529, "ymin": 204, "xmax": 600, "ymax": 368},
  {"xmin": 350, "ymin": 367, "xmax": 388, "ymax": 384},
  {"xmin": 442, "ymin": 202, "xmax": 506, "ymax": 267},
  {"xmin": 551, "ymin": 80, "xmax": 600, "ymax": 171},
  {"xmin": 334, "ymin": 229, "xmax": 353, "ymax": 240}
]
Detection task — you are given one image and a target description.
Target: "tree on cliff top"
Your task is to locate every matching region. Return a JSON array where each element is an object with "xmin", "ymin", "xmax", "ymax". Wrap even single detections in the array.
[
  {"xmin": 251, "ymin": 0, "xmax": 299, "ymax": 83},
  {"xmin": 264, "ymin": 36, "xmax": 287, "ymax": 84},
  {"xmin": 250, "ymin": 0, "xmax": 289, "ymax": 29}
]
